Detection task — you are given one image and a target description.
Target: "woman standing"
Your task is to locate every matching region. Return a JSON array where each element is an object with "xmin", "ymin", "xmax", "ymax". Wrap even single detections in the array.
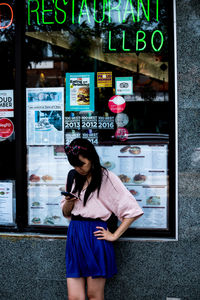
[{"xmin": 61, "ymin": 138, "xmax": 143, "ymax": 300}]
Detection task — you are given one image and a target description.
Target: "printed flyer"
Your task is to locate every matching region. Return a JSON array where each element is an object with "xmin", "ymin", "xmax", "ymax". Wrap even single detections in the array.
[
  {"xmin": 0, "ymin": 90, "xmax": 14, "ymax": 117},
  {"xmin": 96, "ymin": 144, "xmax": 168, "ymax": 229},
  {"xmin": 66, "ymin": 73, "xmax": 95, "ymax": 112},
  {"xmin": 26, "ymin": 87, "xmax": 64, "ymax": 145},
  {"xmin": 0, "ymin": 181, "xmax": 14, "ymax": 225},
  {"xmin": 97, "ymin": 72, "xmax": 112, "ymax": 87}
]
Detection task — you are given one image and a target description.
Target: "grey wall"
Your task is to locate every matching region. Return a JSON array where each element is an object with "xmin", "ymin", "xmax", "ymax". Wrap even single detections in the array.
[{"xmin": 0, "ymin": 1, "xmax": 200, "ymax": 299}]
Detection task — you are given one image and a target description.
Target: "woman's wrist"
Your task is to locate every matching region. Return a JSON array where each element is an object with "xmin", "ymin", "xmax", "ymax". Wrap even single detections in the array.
[
  {"xmin": 66, "ymin": 199, "xmax": 74, "ymax": 203},
  {"xmin": 112, "ymin": 217, "xmax": 136, "ymax": 240},
  {"xmin": 112, "ymin": 232, "xmax": 120, "ymax": 241},
  {"xmin": 64, "ymin": 197, "xmax": 75, "ymax": 203}
]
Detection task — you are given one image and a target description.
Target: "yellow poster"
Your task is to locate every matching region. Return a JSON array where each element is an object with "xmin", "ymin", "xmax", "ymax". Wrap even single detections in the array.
[{"xmin": 97, "ymin": 72, "xmax": 112, "ymax": 87}]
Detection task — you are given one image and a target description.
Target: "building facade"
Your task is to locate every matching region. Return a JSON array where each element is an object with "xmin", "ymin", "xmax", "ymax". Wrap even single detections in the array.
[{"xmin": 0, "ymin": 0, "xmax": 199, "ymax": 299}]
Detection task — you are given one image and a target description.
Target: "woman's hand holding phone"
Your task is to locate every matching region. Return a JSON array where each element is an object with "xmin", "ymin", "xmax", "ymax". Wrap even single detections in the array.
[
  {"xmin": 61, "ymin": 191, "xmax": 77, "ymax": 218},
  {"xmin": 61, "ymin": 191, "xmax": 78, "ymax": 201}
]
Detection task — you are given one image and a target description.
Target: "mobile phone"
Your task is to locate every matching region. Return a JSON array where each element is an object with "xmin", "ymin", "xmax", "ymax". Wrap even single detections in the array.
[{"xmin": 61, "ymin": 191, "xmax": 78, "ymax": 199}]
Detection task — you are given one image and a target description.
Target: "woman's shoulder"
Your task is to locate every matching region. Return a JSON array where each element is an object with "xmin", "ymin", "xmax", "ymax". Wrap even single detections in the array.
[{"xmin": 102, "ymin": 169, "xmax": 120, "ymax": 184}]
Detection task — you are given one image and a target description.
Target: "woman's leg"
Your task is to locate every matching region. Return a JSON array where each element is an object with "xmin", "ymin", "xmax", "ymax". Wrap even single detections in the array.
[
  {"xmin": 86, "ymin": 277, "xmax": 106, "ymax": 300},
  {"xmin": 67, "ymin": 278, "xmax": 86, "ymax": 300}
]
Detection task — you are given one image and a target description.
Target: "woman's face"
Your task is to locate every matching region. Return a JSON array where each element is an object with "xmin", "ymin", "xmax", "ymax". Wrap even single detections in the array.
[{"xmin": 74, "ymin": 155, "xmax": 92, "ymax": 177}]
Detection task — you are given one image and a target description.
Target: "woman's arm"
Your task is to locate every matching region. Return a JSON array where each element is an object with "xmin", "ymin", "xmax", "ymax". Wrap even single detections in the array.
[
  {"xmin": 62, "ymin": 196, "xmax": 76, "ymax": 217},
  {"xmin": 94, "ymin": 215, "xmax": 143, "ymax": 241}
]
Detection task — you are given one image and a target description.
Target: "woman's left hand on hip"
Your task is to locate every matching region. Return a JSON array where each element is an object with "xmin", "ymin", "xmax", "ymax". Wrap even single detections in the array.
[{"xmin": 93, "ymin": 226, "xmax": 117, "ymax": 242}]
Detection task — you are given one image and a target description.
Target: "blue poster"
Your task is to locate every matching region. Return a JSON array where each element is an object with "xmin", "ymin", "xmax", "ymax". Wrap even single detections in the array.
[{"xmin": 66, "ymin": 73, "xmax": 95, "ymax": 112}]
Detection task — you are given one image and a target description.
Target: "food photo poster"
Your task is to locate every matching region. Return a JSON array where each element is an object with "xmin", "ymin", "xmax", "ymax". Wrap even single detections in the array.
[
  {"xmin": 27, "ymin": 146, "xmax": 71, "ymax": 226},
  {"xmin": 96, "ymin": 144, "xmax": 168, "ymax": 229},
  {"xmin": 27, "ymin": 144, "xmax": 168, "ymax": 229},
  {"xmin": 65, "ymin": 73, "xmax": 95, "ymax": 112}
]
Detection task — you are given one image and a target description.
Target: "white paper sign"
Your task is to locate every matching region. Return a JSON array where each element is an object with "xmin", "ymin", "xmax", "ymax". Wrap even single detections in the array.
[
  {"xmin": 26, "ymin": 87, "xmax": 64, "ymax": 145},
  {"xmin": 0, "ymin": 181, "xmax": 14, "ymax": 224},
  {"xmin": 0, "ymin": 90, "xmax": 14, "ymax": 117},
  {"xmin": 115, "ymin": 77, "xmax": 133, "ymax": 95}
]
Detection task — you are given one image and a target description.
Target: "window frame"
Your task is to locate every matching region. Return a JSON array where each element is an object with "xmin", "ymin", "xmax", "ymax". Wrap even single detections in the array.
[{"xmin": 0, "ymin": 0, "xmax": 178, "ymax": 240}]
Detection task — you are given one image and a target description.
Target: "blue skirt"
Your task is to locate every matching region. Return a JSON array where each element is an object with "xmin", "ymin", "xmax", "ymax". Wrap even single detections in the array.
[{"xmin": 65, "ymin": 217, "xmax": 117, "ymax": 279}]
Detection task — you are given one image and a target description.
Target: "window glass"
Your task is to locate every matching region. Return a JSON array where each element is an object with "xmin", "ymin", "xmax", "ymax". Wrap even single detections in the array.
[
  {"xmin": 25, "ymin": 0, "xmax": 175, "ymax": 236},
  {"xmin": 0, "ymin": 0, "xmax": 16, "ymax": 226}
]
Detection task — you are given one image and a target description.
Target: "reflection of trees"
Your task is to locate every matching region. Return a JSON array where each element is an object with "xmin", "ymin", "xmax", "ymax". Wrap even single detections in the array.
[
  {"xmin": 26, "ymin": 0, "xmax": 169, "ymax": 61},
  {"xmin": 25, "ymin": 0, "xmax": 170, "ymax": 95}
]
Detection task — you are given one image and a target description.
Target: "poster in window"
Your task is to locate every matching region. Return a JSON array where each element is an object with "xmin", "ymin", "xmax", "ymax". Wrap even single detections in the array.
[
  {"xmin": 0, "ymin": 181, "xmax": 15, "ymax": 225},
  {"xmin": 96, "ymin": 144, "xmax": 168, "ymax": 229},
  {"xmin": 27, "ymin": 146, "xmax": 71, "ymax": 226},
  {"xmin": 97, "ymin": 72, "xmax": 112, "ymax": 88},
  {"xmin": 26, "ymin": 87, "xmax": 64, "ymax": 145},
  {"xmin": 0, "ymin": 90, "xmax": 14, "ymax": 117},
  {"xmin": 66, "ymin": 73, "xmax": 95, "ymax": 112},
  {"xmin": 115, "ymin": 77, "xmax": 133, "ymax": 95}
]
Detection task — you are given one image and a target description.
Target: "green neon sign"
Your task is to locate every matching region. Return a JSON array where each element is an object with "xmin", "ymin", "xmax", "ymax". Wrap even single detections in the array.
[
  {"xmin": 27, "ymin": 0, "xmax": 165, "ymax": 53},
  {"xmin": 78, "ymin": 0, "xmax": 91, "ymax": 24},
  {"xmin": 136, "ymin": 30, "xmax": 146, "ymax": 51},
  {"xmin": 27, "ymin": 0, "xmax": 160, "ymax": 25}
]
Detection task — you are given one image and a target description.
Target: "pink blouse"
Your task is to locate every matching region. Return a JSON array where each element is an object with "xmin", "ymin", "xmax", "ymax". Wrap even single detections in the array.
[{"xmin": 60, "ymin": 170, "xmax": 144, "ymax": 222}]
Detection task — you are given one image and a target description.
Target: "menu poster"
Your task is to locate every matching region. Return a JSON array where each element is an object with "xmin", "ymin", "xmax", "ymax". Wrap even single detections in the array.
[
  {"xmin": 26, "ymin": 87, "xmax": 64, "ymax": 145},
  {"xmin": 96, "ymin": 144, "xmax": 168, "ymax": 229},
  {"xmin": 0, "ymin": 181, "xmax": 15, "ymax": 225},
  {"xmin": 0, "ymin": 90, "xmax": 14, "ymax": 117},
  {"xmin": 28, "ymin": 146, "xmax": 71, "ymax": 226},
  {"xmin": 66, "ymin": 73, "xmax": 95, "ymax": 112}
]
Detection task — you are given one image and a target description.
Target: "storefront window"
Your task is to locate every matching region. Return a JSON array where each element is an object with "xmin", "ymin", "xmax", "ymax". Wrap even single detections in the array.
[
  {"xmin": 24, "ymin": 0, "xmax": 176, "ymax": 237},
  {"xmin": 0, "ymin": 0, "xmax": 16, "ymax": 226}
]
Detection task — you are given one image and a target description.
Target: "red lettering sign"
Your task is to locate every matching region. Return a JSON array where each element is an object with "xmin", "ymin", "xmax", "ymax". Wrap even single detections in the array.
[{"xmin": 0, "ymin": 3, "xmax": 13, "ymax": 29}]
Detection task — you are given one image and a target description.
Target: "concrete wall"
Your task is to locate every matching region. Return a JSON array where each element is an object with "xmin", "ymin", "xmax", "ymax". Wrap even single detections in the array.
[{"xmin": 0, "ymin": 1, "xmax": 200, "ymax": 299}]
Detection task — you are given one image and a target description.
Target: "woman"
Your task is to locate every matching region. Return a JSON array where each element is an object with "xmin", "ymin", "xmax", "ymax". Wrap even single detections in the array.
[{"xmin": 61, "ymin": 138, "xmax": 143, "ymax": 300}]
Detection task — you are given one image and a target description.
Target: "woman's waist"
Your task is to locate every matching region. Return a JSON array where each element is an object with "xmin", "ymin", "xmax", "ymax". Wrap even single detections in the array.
[{"xmin": 71, "ymin": 214, "xmax": 103, "ymax": 222}]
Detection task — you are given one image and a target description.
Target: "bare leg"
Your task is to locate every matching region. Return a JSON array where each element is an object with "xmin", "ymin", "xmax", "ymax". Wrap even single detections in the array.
[
  {"xmin": 86, "ymin": 277, "xmax": 106, "ymax": 300},
  {"xmin": 67, "ymin": 278, "xmax": 86, "ymax": 300}
]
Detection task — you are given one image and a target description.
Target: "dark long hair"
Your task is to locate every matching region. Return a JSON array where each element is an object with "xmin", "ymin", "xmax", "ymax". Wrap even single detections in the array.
[{"xmin": 64, "ymin": 138, "xmax": 106, "ymax": 206}]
